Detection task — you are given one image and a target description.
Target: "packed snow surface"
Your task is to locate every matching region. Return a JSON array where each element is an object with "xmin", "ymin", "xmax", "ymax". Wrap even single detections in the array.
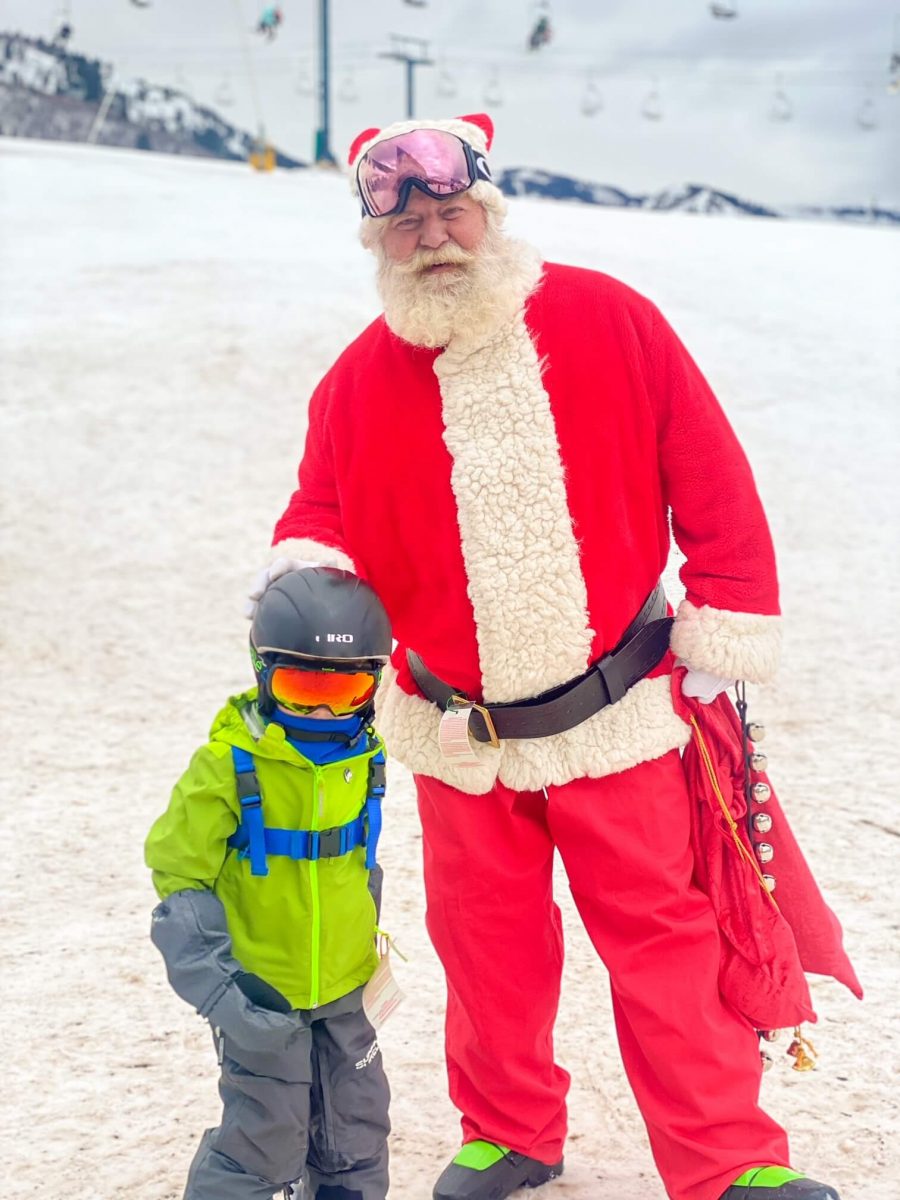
[{"xmin": 1, "ymin": 138, "xmax": 898, "ymax": 1199}]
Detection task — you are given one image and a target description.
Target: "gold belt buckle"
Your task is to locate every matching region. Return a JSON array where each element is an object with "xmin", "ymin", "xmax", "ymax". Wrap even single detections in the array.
[
  {"xmin": 450, "ymin": 695, "xmax": 500, "ymax": 750},
  {"xmin": 437, "ymin": 695, "xmax": 501, "ymax": 764}
]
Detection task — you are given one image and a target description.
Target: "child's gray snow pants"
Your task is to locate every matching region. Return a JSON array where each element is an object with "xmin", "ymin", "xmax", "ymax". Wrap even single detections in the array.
[{"xmin": 183, "ymin": 987, "xmax": 389, "ymax": 1200}]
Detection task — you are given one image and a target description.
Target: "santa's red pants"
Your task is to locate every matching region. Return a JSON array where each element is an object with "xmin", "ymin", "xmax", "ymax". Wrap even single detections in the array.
[{"xmin": 415, "ymin": 750, "xmax": 790, "ymax": 1200}]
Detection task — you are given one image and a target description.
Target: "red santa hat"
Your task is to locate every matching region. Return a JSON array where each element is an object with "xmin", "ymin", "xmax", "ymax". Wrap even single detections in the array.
[{"xmin": 347, "ymin": 113, "xmax": 508, "ymax": 234}]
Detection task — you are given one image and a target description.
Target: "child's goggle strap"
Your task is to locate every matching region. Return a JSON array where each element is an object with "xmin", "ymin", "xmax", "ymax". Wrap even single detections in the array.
[
  {"xmin": 357, "ymin": 128, "xmax": 493, "ymax": 219},
  {"xmin": 269, "ymin": 665, "xmax": 379, "ymax": 715}
]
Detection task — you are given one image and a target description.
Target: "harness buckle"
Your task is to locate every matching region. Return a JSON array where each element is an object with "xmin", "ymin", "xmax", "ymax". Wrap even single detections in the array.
[{"xmin": 316, "ymin": 826, "xmax": 344, "ymax": 858}]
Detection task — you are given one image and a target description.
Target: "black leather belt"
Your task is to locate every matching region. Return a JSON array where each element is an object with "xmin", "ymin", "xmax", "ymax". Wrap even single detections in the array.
[{"xmin": 407, "ymin": 583, "xmax": 673, "ymax": 743}]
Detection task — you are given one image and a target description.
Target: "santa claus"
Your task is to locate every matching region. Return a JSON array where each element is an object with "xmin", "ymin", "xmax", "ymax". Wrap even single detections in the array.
[{"xmin": 247, "ymin": 114, "xmax": 857, "ymax": 1200}]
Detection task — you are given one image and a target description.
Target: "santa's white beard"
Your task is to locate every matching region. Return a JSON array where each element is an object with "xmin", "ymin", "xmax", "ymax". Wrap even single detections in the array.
[{"xmin": 374, "ymin": 221, "xmax": 544, "ymax": 349}]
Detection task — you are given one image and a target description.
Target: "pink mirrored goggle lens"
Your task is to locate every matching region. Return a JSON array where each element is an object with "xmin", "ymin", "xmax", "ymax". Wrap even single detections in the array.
[{"xmin": 357, "ymin": 129, "xmax": 474, "ymax": 217}]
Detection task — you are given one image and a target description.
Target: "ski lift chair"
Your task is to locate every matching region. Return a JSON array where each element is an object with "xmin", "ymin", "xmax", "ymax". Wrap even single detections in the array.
[
  {"xmin": 581, "ymin": 77, "xmax": 602, "ymax": 117},
  {"xmin": 856, "ymin": 97, "xmax": 877, "ymax": 130},
  {"xmin": 215, "ymin": 78, "xmax": 235, "ymax": 108},
  {"xmin": 437, "ymin": 67, "xmax": 457, "ymax": 99},
  {"xmin": 484, "ymin": 70, "xmax": 503, "ymax": 107},
  {"xmin": 339, "ymin": 74, "xmax": 359, "ymax": 103},
  {"xmin": 769, "ymin": 79, "xmax": 793, "ymax": 122},
  {"xmin": 710, "ymin": 2, "xmax": 738, "ymax": 18},
  {"xmin": 641, "ymin": 82, "xmax": 663, "ymax": 121}
]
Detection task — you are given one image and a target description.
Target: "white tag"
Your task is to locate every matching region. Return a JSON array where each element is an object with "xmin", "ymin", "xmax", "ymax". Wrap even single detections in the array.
[
  {"xmin": 363, "ymin": 952, "xmax": 405, "ymax": 1030},
  {"xmin": 438, "ymin": 704, "xmax": 481, "ymax": 765}
]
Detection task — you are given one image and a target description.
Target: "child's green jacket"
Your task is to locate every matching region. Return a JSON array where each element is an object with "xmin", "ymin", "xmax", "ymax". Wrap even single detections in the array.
[{"xmin": 145, "ymin": 690, "xmax": 382, "ymax": 1009}]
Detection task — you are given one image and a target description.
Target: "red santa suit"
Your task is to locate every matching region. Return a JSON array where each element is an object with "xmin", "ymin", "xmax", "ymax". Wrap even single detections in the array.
[{"xmin": 268, "ymin": 119, "xmax": 846, "ymax": 1200}]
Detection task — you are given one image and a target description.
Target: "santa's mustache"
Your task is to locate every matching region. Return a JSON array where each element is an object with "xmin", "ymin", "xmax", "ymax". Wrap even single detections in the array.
[{"xmin": 391, "ymin": 244, "xmax": 476, "ymax": 276}]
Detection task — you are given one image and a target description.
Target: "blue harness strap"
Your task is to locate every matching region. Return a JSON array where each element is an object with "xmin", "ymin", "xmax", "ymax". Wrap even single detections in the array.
[
  {"xmin": 261, "ymin": 815, "xmax": 367, "ymax": 861},
  {"xmin": 230, "ymin": 746, "xmax": 269, "ymax": 877},
  {"xmin": 365, "ymin": 746, "xmax": 386, "ymax": 870},
  {"xmin": 227, "ymin": 743, "xmax": 386, "ymax": 875}
]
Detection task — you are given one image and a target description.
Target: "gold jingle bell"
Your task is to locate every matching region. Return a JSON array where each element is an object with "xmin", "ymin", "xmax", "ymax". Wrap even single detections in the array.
[
  {"xmin": 752, "ymin": 812, "xmax": 773, "ymax": 834},
  {"xmin": 760, "ymin": 1050, "xmax": 774, "ymax": 1072},
  {"xmin": 758, "ymin": 1029, "xmax": 781, "ymax": 1042},
  {"xmin": 752, "ymin": 782, "xmax": 772, "ymax": 803},
  {"xmin": 749, "ymin": 751, "xmax": 769, "ymax": 771},
  {"xmin": 755, "ymin": 842, "xmax": 775, "ymax": 864},
  {"xmin": 787, "ymin": 1028, "xmax": 818, "ymax": 1072},
  {"xmin": 747, "ymin": 722, "xmax": 766, "ymax": 742},
  {"xmin": 762, "ymin": 874, "xmax": 777, "ymax": 892}
]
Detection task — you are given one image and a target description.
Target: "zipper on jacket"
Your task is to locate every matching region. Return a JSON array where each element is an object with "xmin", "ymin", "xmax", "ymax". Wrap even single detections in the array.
[{"xmin": 308, "ymin": 765, "xmax": 322, "ymax": 1008}]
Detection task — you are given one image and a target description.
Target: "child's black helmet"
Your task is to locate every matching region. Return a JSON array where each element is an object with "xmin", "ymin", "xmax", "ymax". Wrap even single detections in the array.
[{"xmin": 250, "ymin": 568, "xmax": 392, "ymax": 712}]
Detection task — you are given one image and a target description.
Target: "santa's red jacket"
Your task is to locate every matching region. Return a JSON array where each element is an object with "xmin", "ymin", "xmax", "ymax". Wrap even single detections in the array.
[
  {"xmin": 273, "ymin": 259, "xmax": 859, "ymax": 1014},
  {"xmin": 273, "ymin": 261, "xmax": 782, "ymax": 794}
]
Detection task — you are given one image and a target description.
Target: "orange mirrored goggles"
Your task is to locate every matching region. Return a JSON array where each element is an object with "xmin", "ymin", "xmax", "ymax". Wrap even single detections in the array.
[{"xmin": 269, "ymin": 666, "xmax": 379, "ymax": 716}]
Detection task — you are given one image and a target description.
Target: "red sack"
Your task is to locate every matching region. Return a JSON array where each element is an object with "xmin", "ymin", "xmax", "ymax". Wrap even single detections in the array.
[{"xmin": 673, "ymin": 670, "xmax": 861, "ymax": 1030}]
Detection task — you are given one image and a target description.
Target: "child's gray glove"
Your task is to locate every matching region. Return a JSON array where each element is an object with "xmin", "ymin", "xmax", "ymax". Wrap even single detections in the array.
[{"xmin": 150, "ymin": 889, "xmax": 300, "ymax": 1053}]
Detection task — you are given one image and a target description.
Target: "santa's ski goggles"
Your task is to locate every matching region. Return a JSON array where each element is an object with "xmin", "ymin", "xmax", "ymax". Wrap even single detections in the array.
[
  {"xmin": 269, "ymin": 666, "xmax": 379, "ymax": 716},
  {"xmin": 356, "ymin": 128, "xmax": 493, "ymax": 218}
]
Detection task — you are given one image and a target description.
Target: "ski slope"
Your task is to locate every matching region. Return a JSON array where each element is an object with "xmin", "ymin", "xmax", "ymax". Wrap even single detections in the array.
[{"xmin": 1, "ymin": 137, "xmax": 897, "ymax": 1200}]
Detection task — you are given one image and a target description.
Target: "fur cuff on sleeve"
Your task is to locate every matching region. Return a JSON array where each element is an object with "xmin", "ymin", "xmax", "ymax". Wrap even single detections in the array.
[
  {"xmin": 269, "ymin": 537, "xmax": 357, "ymax": 576},
  {"xmin": 670, "ymin": 600, "xmax": 782, "ymax": 684}
]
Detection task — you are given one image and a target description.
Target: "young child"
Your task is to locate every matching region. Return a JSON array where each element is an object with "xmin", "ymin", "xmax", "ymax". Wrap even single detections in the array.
[{"xmin": 145, "ymin": 568, "xmax": 392, "ymax": 1200}]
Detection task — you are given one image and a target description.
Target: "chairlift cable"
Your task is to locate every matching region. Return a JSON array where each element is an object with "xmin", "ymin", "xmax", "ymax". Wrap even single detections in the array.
[{"xmin": 231, "ymin": 0, "xmax": 266, "ymax": 138}]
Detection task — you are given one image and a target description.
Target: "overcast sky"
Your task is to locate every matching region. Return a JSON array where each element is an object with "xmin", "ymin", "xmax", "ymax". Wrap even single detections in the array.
[{"xmin": 3, "ymin": 0, "xmax": 898, "ymax": 206}]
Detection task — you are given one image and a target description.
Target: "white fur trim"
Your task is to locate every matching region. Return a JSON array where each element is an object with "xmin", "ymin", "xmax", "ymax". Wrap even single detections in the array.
[
  {"xmin": 436, "ymin": 309, "xmax": 595, "ymax": 702},
  {"xmin": 269, "ymin": 537, "xmax": 357, "ymax": 575},
  {"xmin": 375, "ymin": 668, "xmax": 689, "ymax": 794},
  {"xmin": 670, "ymin": 600, "xmax": 782, "ymax": 684}
]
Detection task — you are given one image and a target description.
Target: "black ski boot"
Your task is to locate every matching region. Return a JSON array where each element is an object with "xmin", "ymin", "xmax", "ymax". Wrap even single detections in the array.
[
  {"xmin": 433, "ymin": 1140, "xmax": 563, "ymax": 1200},
  {"xmin": 721, "ymin": 1167, "xmax": 840, "ymax": 1200}
]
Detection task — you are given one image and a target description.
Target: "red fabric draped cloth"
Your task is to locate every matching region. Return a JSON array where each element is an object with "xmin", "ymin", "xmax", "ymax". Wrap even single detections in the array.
[{"xmin": 673, "ymin": 671, "xmax": 862, "ymax": 1030}]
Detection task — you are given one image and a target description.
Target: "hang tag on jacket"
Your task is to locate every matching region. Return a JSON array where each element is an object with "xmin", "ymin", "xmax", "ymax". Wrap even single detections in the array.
[
  {"xmin": 438, "ymin": 703, "xmax": 481, "ymax": 765},
  {"xmin": 363, "ymin": 952, "xmax": 405, "ymax": 1030}
]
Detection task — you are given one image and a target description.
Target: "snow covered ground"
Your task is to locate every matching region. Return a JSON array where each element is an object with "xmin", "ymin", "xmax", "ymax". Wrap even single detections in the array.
[{"xmin": 1, "ymin": 137, "xmax": 898, "ymax": 1200}]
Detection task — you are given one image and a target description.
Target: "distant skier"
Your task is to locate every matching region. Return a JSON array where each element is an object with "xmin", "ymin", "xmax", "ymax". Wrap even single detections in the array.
[
  {"xmin": 527, "ymin": 15, "xmax": 552, "ymax": 51},
  {"xmin": 146, "ymin": 569, "xmax": 392, "ymax": 1199},
  {"xmin": 256, "ymin": 5, "xmax": 283, "ymax": 41}
]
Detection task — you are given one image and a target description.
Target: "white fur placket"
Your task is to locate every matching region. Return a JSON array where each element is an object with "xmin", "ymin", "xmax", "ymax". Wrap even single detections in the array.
[
  {"xmin": 429, "ymin": 314, "xmax": 689, "ymax": 792},
  {"xmin": 434, "ymin": 313, "xmax": 594, "ymax": 703}
]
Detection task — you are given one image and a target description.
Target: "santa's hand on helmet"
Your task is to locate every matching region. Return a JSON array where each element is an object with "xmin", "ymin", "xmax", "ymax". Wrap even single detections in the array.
[
  {"xmin": 243, "ymin": 557, "xmax": 323, "ymax": 620},
  {"xmin": 677, "ymin": 663, "xmax": 735, "ymax": 704}
]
